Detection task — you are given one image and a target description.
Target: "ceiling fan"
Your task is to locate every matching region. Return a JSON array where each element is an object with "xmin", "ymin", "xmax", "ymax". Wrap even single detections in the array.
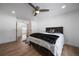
[{"xmin": 28, "ymin": 3, "xmax": 49, "ymax": 16}]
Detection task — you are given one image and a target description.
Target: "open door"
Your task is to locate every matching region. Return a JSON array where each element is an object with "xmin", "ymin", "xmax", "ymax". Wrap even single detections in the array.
[{"xmin": 16, "ymin": 21, "xmax": 27, "ymax": 42}]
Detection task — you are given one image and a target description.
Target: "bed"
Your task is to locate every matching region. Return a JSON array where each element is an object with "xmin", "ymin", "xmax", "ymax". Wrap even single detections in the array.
[{"xmin": 27, "ymin": 27, "xmax": 64, "ymax": 56}]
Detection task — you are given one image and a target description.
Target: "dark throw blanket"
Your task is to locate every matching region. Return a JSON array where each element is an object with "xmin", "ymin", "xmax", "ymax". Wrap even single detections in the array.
[{"xmin": 30, "ymin": 33, "xmax": 59, "ymax": 44}]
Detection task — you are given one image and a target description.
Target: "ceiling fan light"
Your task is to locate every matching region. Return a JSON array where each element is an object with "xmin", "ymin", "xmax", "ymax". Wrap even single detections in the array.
[{"xmin": 36, "ymin": 11, "xmax": 39, "ymax": 13}]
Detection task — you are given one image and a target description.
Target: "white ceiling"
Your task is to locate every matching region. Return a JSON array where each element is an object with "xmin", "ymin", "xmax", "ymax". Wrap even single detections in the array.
[
  {"xmin": 0, "ymin": 3, "xmax": 79, "ymax": 20},
  {"xmin": 33, "ymin": 3, "xmax": 79, "ymax": 17},
  {"xmin": 0, "ymin": 3, "xmax": 33, "ymax": 20}
]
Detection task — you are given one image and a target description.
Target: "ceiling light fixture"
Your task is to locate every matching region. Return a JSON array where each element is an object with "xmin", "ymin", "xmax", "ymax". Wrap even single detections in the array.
[
  {"xmin": 11, "ymin": 10, "xmax": 15, "ymax": 14},
  {"xmin": 62, "ymin": 5, "xmax": 66, "ymax": 9},
  {"xmin": 36, "ymin": 10, "xmax": 39, "ymax": 14}
]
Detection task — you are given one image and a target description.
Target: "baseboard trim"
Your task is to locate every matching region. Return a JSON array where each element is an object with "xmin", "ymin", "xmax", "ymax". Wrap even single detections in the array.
[
  {"xmin": 65, "ymin": 42, "xmax": 79, "ymax": 48},
  {"xmin": 0, "ymin": 41, "xmax": 16, "ymax": 45}
]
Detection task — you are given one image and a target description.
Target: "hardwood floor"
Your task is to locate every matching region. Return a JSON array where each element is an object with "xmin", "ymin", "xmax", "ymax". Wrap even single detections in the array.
[
  {"xmin": 0, "ymin": 41, "xmax": 79, "ymax": 56},
  {"xmin": 62, "ymin": 44, "xmax": 79, "ymax": 56}
]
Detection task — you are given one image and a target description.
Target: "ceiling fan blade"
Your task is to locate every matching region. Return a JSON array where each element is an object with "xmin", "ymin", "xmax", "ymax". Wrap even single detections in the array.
[
  {"xmin": 39, "ymin": 9, "xmax": 49, "ymax": 12},
  {"xmin": 34, "ymin": 13, "xmax": 37, "ymax": 16},
  {"xmin": 28, "ymin": 3, "xmax": 36, "ymax": 10}
]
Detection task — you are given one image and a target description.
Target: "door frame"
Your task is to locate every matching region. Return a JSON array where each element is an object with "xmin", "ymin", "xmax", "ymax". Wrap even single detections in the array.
[{"xmin": 16, "ymin": 21, "xmax": 18, "ymax": 42}]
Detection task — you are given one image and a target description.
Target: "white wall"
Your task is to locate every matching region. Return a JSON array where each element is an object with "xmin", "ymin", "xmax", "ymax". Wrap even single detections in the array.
[
  {"xmin": 0, "ymin": 11, "xmax": 17, "ymax": 44},
  {"xmin": 31, "ymin": 18, "xmax": 38, "ymax": 33},
  {"xmin": 37, "ymin": 9, "xmax": 79, "ymax": 47}
]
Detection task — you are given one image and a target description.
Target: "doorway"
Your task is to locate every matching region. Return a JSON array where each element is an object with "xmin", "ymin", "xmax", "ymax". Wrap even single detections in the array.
[{"xmin": 16, "ymin": 21, "xmax": 27, "ymax": 42}]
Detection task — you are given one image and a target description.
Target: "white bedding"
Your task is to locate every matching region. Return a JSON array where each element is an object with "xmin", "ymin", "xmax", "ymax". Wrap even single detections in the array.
[{"xmin": 27, "ymin": 33, "xmax": 64, "ymax": 56}]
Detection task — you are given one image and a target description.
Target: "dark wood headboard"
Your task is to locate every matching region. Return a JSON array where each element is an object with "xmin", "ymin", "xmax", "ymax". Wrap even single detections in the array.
[{"xmin": 46, "ymin": 27, "xmax": 63, "ymax": 34}]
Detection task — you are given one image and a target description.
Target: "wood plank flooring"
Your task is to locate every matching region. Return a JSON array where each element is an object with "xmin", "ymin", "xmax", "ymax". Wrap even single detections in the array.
[
  {"xmin": 0, "ymin": 41, "xmax": 79, "ymax": 56},
  {"xmin": 62, "ymin": 44, "xmax": 79, "ymax": 56}
]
